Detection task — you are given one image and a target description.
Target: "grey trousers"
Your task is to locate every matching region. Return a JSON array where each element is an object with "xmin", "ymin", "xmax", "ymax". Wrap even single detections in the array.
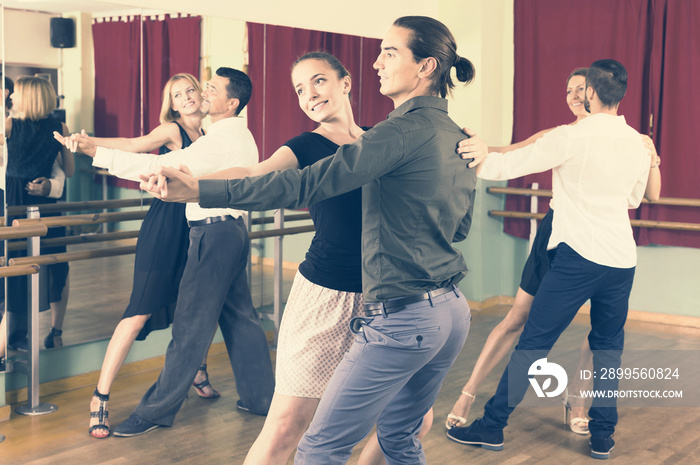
[
  {"xmin": 296, "ymin": 287, "xmax": 471, "ymax": 465},
  {"xmin": 135, "ymin": 217, "xmax": 275, "ymax": 426}
]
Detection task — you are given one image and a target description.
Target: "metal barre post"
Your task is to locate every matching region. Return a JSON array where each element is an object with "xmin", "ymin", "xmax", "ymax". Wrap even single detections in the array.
[
  {"xmin": 15, "ymin": 206, "xmax": 58, "ymax": 416},
  {"xmin": 272, "ymin": 210, "xmax": 284, "ymax": 346},
  {"xmin": 529, "ymin": 182, "xmax": 539, "ymax": 251}
]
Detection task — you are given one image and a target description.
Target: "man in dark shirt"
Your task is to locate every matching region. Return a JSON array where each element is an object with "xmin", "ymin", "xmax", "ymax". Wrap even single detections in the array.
[{"xmin": 142, "ymin": 16, "xmax": 481, "ymax": 465}]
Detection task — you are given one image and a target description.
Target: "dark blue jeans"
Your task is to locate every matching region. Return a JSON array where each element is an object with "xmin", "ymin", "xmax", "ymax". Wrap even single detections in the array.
[
  {"xmin": 135, "ymin": 217, "xmax": 274, "ymax": 425},
  {"xmin": 482, "ymin": 243, "xmax": 635, "ymax": 439}
]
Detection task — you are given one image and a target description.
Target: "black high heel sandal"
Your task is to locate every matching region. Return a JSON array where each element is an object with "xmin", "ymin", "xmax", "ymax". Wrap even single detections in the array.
[
  {"xmin": 192, "ymin": 364, "xmax": 220, "ymax": 398},
  {"xmin": 89, "ymin": 388, "xmax": 110, "ymax": 439},
  {"xmin": 44, "ymin": 327, "xmax": 63, "ymax": 349}
]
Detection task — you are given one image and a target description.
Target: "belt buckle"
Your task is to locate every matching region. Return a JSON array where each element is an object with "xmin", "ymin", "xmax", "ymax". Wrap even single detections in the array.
[{"xmin": 380, "ymin": 302, "xmax": 388, "ymax": 318}]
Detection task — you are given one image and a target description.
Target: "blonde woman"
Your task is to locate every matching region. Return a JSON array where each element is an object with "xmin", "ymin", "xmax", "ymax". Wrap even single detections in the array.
[{"xmin": 2, "ymin": 76, "xmax": 73, "ymax": 356}]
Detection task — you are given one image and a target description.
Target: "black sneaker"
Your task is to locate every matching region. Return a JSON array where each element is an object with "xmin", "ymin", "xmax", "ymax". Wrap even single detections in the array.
[
  {"xmin": 112, "ymin": 413, "xmax": 161, "ymax": 437},
  {"xmin": 446, "ymin": 418, "xmax": 504, "ymax": 451},
  {"xmin": 8, "ymin": 339, "xmax": 28, "ymax": 352},
  {"xmin": 236, "ymin": 400, "xmax": 268, "ymax": 416},
  {"xmin": 590, "ymin": 436, "xmax": 615, "ymax": 460}
]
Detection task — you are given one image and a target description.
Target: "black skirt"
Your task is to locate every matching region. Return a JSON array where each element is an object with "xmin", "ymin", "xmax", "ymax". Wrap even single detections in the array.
[
  {"xmin": 519, "ymin": 208, "xmax": 554, "ymax": 296},
  {"xmin": 121, "ymin": 199, "xmax": 189, "ymax": 340}
]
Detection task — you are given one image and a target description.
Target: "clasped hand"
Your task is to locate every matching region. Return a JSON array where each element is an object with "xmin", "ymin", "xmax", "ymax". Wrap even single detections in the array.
[
  {"xmin": 53, "ymin": 129, "xmax": 97, "ymax": 157},
  {"xmin": 138, "ymin": 165, "xmax": 200, "ymax": 203}
]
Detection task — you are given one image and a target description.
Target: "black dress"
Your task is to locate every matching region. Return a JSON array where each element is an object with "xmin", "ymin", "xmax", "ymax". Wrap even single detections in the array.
[
  {"xmin": 122, "ymin": 122, "xmax": 195, "ymax": 340},
  {"xmin": 4, "ymin": 117, "xmax": 68, "ymax": 347}
]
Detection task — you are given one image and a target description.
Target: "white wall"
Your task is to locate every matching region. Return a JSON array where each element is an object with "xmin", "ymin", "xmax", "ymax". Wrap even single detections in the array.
[
  {"xmin": 95, "ymin": 0, "xmax": 438, "ymax": 38},
  {"xmin": 2, "ymin": 9, "xmax": 59, "ymax": 66}
]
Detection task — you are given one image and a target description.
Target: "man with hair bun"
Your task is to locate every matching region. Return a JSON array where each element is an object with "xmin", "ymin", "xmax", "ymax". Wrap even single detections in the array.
[{"xmin": 143, "ymin": 15, "xmax": 482, "ymax": 465}]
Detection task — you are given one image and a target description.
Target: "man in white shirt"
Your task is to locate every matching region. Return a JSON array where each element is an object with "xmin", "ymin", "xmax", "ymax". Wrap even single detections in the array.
[
  {"xmin": 58, "ymin": 68, "xmax": 274, "ymax": 436},
  {"xmin": 447, "ymin": 59, "xmax": 651, "ymax": 460}
]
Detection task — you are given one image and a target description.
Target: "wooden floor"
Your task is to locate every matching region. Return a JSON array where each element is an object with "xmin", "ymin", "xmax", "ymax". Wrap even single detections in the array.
[
  {"xmin": 1, "ymin": 304, "xmax": 699, "ymax": 464},
  {"xmin": 17, "ymin": 239, "xmax": 296, "ymax": 350}
]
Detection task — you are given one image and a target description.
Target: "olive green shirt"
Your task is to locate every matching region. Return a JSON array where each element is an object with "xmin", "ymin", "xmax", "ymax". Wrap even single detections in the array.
[{"xmin": 200, "ymin": 96, "xmax": 477, "ymax": 302}]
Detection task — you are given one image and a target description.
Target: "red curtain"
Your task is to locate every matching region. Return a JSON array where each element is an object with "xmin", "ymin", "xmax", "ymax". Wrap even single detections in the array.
[
  {"xmin": 643, "ymin": 0, "xmax": 700, "ymax": 247},
  {"xmin": 93, "ymin": 17, "xmax": 142, "ymax": 140},
  {"xmin": 508, "ymin": 0, "xmax": 652, "ymax": 238},
  {"xmin": 247, "ymin": 22, "xmax": 393, "ymax": 161},
  {"xmin": 93, "ymin": 15, "xmax": 200, "ymax": 188},
  {"xmin": 509, "ymin": 0, "xmax": 699, "ymax": 248},
  {"xmin": 143, "ymin": 15, "xmax": 201, "ymax": 134}
]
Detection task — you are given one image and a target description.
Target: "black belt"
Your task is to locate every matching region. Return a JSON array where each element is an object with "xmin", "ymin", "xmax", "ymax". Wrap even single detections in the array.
[
  {"xmin": 363, "ymin": 286, "xmax": 457, "ymax": 317},
  {"xmin": 187, "ymin": 215, "xmax": 236, "ymax": 227}
]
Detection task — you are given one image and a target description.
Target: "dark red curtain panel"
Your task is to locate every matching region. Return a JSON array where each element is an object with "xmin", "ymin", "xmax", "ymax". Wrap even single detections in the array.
[
  {"xmin": 93, "ymin": 18, "xmax": 142, "ymax": 140},
  {"xmin": 643, "ymin": 0, "xmax": 700, "ymax": 247},
  {"xmin": 508, "ymin": 0, "xmax": 652, "ymax": 239},
  {"xmin": 247, "ymin": 22, "xmax": 393, "ymax": 161},
  {"xmin": 93, "ymin": 17, "xmax": 143, "ymax": 189},
  {"xmin": 93, "ymin": 15, "xmax": 200, "ymax": 189},
  {"xmin": 143, "ymin": 15, "xmax": 201, "ymax": 135}
]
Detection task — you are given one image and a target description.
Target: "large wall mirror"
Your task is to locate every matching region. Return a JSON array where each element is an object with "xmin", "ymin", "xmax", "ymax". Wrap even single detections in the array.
[{"xmin": 1, "ymin": 0, "xmax": 251, "ymax": 364}]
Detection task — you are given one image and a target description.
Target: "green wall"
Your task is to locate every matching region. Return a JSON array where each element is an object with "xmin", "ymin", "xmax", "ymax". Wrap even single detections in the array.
[{"xmin": 457, "ymin": 182, "xmax": 700, "ymax": 319}]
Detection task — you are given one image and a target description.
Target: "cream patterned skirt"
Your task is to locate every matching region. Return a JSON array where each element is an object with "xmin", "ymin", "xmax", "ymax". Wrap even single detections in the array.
[{"xmin": 275, "ymin": 272, "xmax": 364, "ymax": 398}]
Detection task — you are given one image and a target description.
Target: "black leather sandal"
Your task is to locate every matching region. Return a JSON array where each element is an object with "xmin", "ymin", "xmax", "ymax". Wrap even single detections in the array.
[
  {"xmin": 44, "ymin": 327, "xmax": 63, "ymax": 349},
  {"xmin": 89, "ymin": 388, "xmax": 110, "ymax": 438},
  {"xmin": 192, "ymin": 364, "xmax": 220, "ymax": 398}
]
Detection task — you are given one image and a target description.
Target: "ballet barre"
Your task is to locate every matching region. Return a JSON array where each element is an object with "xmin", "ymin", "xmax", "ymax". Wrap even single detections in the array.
[
  {"xmin": 5, "ymin": 222, "xmax": 317, "ymax": 267},
  {"xmin": 5, "ymin": 197, "xmax": 153, "ymax": 217},
  {"xmin": 486, "ymin": 186, "xmax": 700, "ymax": 235},
  {"xmin": 12, "ymin": 210, "xmax": 148, "ymax": 228},
  {"xmin": 2, "ymin": 201, "xmax": 316, "ymax": 404},
  {"xmin": 6, "ymin": 230, "xmax": 141, "ymax": 253},
  {"xmin": 489, "ymin": 210, "xmax": 700, "ymax": 232},
  {"xmin": 487, "ymin": 186, "xmax": 700, "ymax": 207}
]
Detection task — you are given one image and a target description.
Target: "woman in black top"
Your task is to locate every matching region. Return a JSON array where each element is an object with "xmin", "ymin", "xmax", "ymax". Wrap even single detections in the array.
[
  {"xmin": 1, "ymin": 76, "xmax": 73, "ymax": 356},
  {"xmin": 182, "ymin": 52, "xmax": 429, "ymax": 465}
]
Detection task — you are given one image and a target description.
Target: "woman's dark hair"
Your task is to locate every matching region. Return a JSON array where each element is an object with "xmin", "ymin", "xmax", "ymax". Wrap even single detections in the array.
[
  {"xmin": 293, "ymin": 51, "xmax": 350, "ymax": 80},
  {"xmin": 292, "ymin": 51, "xmax": 352, "ymax": 98},
  {"xmin": 567, "ymin": 67, "xmax": 588, "ymax": 85},
  {"xmin": 586, "ymin": 59, "xmax": 627, "ymax": 107},
  {"xmin": 393, "ymin": 16, "xmax": 475, "ymax": 98},
  {"xmin": 215, "ymin": 67, "xmax": 252, "ymax": 115},
  {"xmin": 3, "ymin": 75, "xmax": 14, "ymax": 110}
]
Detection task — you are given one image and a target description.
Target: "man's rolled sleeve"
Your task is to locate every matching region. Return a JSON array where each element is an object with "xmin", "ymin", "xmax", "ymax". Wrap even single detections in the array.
[{"xmin": 199, "ymin": 179, "xmax": 232, "ymax": 208}]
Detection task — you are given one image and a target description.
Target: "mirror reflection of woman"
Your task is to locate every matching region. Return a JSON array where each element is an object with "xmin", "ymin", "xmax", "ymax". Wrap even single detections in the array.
[
  {"xmin": 446, "ymin": 68, "xmax": 592, "ymax": 433},
  {"xmin": 83, "ymin": 73, "xmax": 220, "ymax": 439},
  {"xmin": 0, "ymin": 76, "xmax": 73, "ymax": 362}
]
